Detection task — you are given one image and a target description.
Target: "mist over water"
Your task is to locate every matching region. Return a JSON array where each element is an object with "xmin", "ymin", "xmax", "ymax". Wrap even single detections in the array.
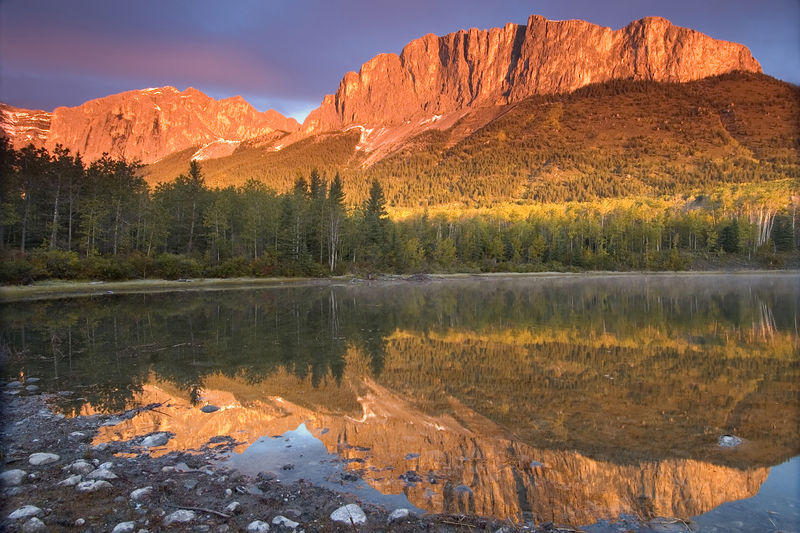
[{"xmin": 2, "ymin": 273, "xmax": 798, "ymax": 528}]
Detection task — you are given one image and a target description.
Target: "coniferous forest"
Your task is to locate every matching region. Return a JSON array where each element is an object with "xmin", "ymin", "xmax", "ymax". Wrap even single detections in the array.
[{"xmin": 0, "ymin": 138, "xmax": 797, "ymax": 284}]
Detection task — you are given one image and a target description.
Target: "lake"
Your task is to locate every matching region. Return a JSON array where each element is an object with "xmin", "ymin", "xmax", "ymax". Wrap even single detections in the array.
[{"xmin": 2, "ymin": 273, "xmax": 798, "ymax": 530}]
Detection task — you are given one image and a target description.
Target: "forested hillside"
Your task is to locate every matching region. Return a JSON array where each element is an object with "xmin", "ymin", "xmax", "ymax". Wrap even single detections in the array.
[
  {"xmin": 1, "ymin": 138, "xmax": 797, "ymax": 283},
  {"xmin": 142, "ymin": 73, "xmax": 800, "ymax": 207}
]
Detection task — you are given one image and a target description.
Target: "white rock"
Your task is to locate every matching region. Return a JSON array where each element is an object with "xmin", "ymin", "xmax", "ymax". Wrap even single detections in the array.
[
  {"xmin": 224, "ymin": 501, "xmax": 241, "ymax": 514},
  {"xmin": 140, "ymin": 433, "xmax": 169, "ymax": 448},
  {"xmin": 163, "ymin": 509, "xmax": 195, "ymax": 526},
  {"xmin": 74, "ymin": 518, "xmax": 85, "ymax": 526},
  {"xmin": 97, "ymin": 461, "xmax": 114, "ymax": 470},
  {"xmin": 388, "ymin": 508, "xmax": 410, "ymax": 522},
  {"xmin": 68, "ymin": 460, "xmax": 95, "ymax": 475},
  {"xmin": 57, "ymin": 474, "xmax": 82, "ymax": 486},
  {"xmin": 330, "ymin": 504, "xmax": 367, "ymax": 525},
  {"xmin": 76, "ymin": 480, "xmax": 112, "ymax": 492},
  {"xmin": 70, "ymin": 431, "xmax": 86, "ymax": 438},
  {"xmin": 87, "ymin": 468, "xmax": 118, "ymax": 480},
  {"xmin": 28, "ymin": 452, "xmax": 60, "ymax": 466},
  {"xmin": 8, "ymin": 505, "xmax": 42, "ymax": 520},
  {"xmin": 272, "ymin": 515, "xmax": 299, "ymax": 528},
  {"xmin": 92, "ymin": 442, "xmax": 110, "ymax": 451},
  {"xmin": 718, "ymin": 434, "xmax": 743, "ymax": 448},
  {"xmin": 21, "ymin": 517, "xmax": 46, "ymax": 532},
  {"xmin": 6, "ymin": 381, "xmax": 23, "ymax": 388},
  {"xmin": 130, "ymin": 486, "xmax": 153, "ymax": 500},
  {"xmin": 0, "ymin": 469, "xmax": 27, "ymax": 486},
  {"xmin": 112, "ymin": 521, "xmax": 136, "ymax": 533},
  {"xmin": 246, "ymin": 521, "xmax": 270, "ymax": 532}
]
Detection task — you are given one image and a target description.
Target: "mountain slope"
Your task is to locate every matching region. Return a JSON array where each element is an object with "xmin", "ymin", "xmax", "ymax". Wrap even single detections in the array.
[
  {"xmin": 143, "ymin": 72, "xmax": 800, "ymax": 206},
  {"xmin": 1, "ymin": 87, "xmax": 300, "ymax": 164}
]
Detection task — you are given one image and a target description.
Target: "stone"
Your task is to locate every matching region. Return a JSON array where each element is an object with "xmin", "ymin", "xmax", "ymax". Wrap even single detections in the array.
[
  {"xmin": 246, "ymin": 521, "xmax": 270, "ymax": 532},
  {"xmin": 112, "ymin": 522, "xmax": 136, "ymax": 533},
  {"xmin": 74, "ymin": 518, "xmax": 85, "ymax": 526},
  {"xmin": 21, "ymin": 517, "xmax": 46, "ymax": 532},
  {"xmin": 6, "ymin": 381, "xmax": 23, "ymax": 388},
  {"xmin": 224, "ymin": 501, "xmax": 241, "ymax": 514},
  {"xmin": 130, "ymin": 486, "xmax": 153, "ymax": 500},
  {"xmin": 76, "ymin": 480, "xmax": 112, "ymax": 492},
  {"xmin": 272, "ymin": 515, "xmax": 299, "ymax": 528},
  {"xmin": 87, "ymin": 468, "xmax": 118, "ymax": 480},
  {"xmin": 0, "ymin": 469, "xmax": 27, "ymax": 486},
  {"xmin": 8, "ymin": 505, "xmax": 42, "ymax": 520},
  {"xmin": 57, "ymin": 474, "xmax": 82, "ymax": 486},
  {"xmin": 25, "ymin": 377, "xmax": 40, "ymax": 383},
  {"xmin": 330, "ymin": 504, "xmax": 367, "ymax": 525},
  {"xmin": 163, "ymin": 509, "xmax": 195, "ymax": 526},
  {"xmin": 92, "ymin": 442, "xmax": 110, "ymax": 451},
  {"xmin": 200, "ymin": 405, "xmax": 220, "ymax": 413},
  {"xmin": 68, "ymin": 460, "xmax": 95, "ymax": 475},
  {"xmin": 388, "ymin": 508, "xmax": 410, "ymax": 523},
  {"xmin": 25, "ymin": 385, "xmax": 39, "ymax": 392},
  {"xmin": 718, "ymin": 434, "xmax": 743, "ymax": 448},
  {"xmin": 28, "ymin": 452, "xmax": 60, "ymax": 466},
  {"xmin": 140, "ymin": 433, "xmax": 169, "ymax": 448}
]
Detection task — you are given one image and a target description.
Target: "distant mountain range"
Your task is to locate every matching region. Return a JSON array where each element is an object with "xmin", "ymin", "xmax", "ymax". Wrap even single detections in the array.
[{"xmin": 4, "ymin": 14, "xmax": 797, "ymax": 206}]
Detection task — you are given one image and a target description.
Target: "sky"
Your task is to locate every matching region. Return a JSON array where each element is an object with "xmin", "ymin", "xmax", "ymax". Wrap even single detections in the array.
[{"xmin": 1, "ymin": 0, "xmax": 798, "ymax": 123}]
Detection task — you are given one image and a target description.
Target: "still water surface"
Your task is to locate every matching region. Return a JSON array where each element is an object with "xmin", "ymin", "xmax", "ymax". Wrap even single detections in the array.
[{"xmin": 2, "ymin": 273, "xmax": 798, "ymax": 530}]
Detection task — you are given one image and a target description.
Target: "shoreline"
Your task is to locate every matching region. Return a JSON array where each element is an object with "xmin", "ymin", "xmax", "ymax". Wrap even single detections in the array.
[{"xmin": 2, "ymin": 269, "xmax": 798, "ymax": 302}]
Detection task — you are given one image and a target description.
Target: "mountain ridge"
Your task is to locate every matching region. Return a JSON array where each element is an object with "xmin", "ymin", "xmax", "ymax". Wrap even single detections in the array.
[{"xmin": 0, "ymin": 86, "xmax": 299, "ymax": 164}]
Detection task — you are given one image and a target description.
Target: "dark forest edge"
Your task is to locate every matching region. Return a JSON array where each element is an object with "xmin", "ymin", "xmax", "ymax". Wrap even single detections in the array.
[{"xmin": 1, "ymin": 140, "xmax": 798, "ymax": 284}]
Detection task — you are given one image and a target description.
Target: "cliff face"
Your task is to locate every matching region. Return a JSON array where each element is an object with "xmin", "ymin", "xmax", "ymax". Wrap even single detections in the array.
[
  {"xmin": 2, "ymin": 87, "xmax": 299, "ymax": 164},
  {"xmin": 0, "ymin": 103, "xmax": 51, "ymax": 149},
  {"xmin": 300, "ymin": 15, "xmax": 761, "ymax": 138}
]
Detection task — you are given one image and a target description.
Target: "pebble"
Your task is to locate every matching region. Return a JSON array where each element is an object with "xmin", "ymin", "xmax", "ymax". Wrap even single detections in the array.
[
  {"xmin": 87, "ymin": 468, "xmax": 118, "ymax": 480},
  {"xmin": 272, "ymin": 515, "xmax": 299, "ymax": 528},
  {"xmin": 76, "ymin": 480, "xmax": 113, "ymax": 492},
  {"xmin": 57, "ymin": 474, "xmax": 82, "ymax": 486},
  {"xmin": 130, "ymin": 486, "xmax": 153, "ymax": 500},
  {"xmin": 718, "ymin": 434, "xmax": 743, "ymax": 448},
  {"xmin": 8, "ymin": 505, "xmax": 42, "ymax": 520},
  {"xmin": 141, "ymin": 433, "xmax": 170, "ymax": 448},
  {"xmin": 330, "ymin": 504, "xmax": 367, "ymax": 525},
  {"xmin": 75, "ymin": 518, "xmax": 86, "ymax": 526},
  {"xmin": 70, "ymin": 431, "xmax": 86, "ymax": 438},
  {"xmin": 0, "ymin": 469, "xmax": 27, "ymax": 486},
  {"xmin": 163, "ymin": 509, "xmax": 195, "ymax": 526},
  {"xmin": 388, "ymin": 508, "xmax": 410, "ymax": 522},
  {"xmin": 28, "ymin": 452, "xmax": 60, "ymax": 466},
  {"xmin": 224, "ymin": 501, "xmax": 241, "ymax": 514},
  {"xmin": 174, "ymin": 461, "xmax": 192, "ymax": 472},
  {"xmin": 21, "ymin": 517, "xmax": 46, "ymax": 532},
  {"xmin": 224, "ymin": 488, "xmax": 233, "ymax": 497},
  {"xmin": 92, "ymin": 442, "xmax": 110, "ymax": 451},
  {"xmin": 68, "ymin": 460, "xmax": 95, "ymax": 475},
  {"xmin": 112, "ymin": 521, "xmax": 136, "ymax": 533},
  {"xmin": 200, "ymin": 405, "xmax": 220, "ymax": 413},
  {"xmin": 246, "ymin": 520, "xmax": 270, "ymax": 532},
  {"xmin": 183, "ymin": 479, "xmax": 198, "ymax": 490}
]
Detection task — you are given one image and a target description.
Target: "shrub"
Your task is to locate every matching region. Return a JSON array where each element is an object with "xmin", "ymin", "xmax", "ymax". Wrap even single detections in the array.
[{"xmin": 0, "ymin": 259, "xmax": 34, "ymax": 284}]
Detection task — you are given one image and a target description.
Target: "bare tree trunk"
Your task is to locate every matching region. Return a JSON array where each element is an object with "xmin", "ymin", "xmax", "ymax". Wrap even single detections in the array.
[{"xmin": 49, "ymin": 179, "xmax": 61, "ymax": 250}]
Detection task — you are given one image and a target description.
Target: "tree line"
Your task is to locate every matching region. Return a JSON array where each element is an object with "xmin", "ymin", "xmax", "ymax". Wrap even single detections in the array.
[{"xmin": 0, "ymin": 140, "xmax": 796, "ymax": 283}]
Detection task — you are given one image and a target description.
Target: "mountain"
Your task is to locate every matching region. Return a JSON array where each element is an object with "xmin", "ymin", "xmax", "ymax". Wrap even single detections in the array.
[
  {"xmin": 142, "ymin": 72, "xmax": 799, "ymax": 205},
  {"xmin": 290, "ymin": 15, "xmax": 760, "ymax": 158},
  {"xmin": 0, "ymin": 87, "xmax": 299, "ymax": 164}
]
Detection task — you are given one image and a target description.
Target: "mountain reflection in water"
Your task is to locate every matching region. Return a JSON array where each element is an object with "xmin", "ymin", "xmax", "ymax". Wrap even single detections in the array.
[{"xmin": 2, "ymin": 273, "xmax": 798, "ymax": 526}]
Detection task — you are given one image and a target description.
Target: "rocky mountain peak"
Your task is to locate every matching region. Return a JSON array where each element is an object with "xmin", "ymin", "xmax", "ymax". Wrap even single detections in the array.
[{"xmin": 298, "ymin": 15, "xmax": 761, "ymax": 142}]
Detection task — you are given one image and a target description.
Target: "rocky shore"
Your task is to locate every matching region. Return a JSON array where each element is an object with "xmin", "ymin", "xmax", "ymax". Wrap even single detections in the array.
[{"xmin": 1, "ymin": 386, "xmax": 563, "ymax": 532}]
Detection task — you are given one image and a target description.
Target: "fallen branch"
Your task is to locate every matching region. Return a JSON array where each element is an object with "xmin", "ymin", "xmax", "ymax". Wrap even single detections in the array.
[{"xmin": 165, "ymin": 503, "xmax": 231, "ymax": 519}]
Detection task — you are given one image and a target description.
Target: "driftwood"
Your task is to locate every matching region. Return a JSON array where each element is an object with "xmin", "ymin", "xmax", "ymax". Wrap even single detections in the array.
[{"xmin": 164, "ymin": 503, "xmax": 231, "ymax": 519}]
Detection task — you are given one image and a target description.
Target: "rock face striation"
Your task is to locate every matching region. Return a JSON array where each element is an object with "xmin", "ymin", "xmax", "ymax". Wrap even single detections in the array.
[
  {"xmin": 1, "ymin": 87, "xmax": 299, "ymax": 164},
  {"xmin": 299, "ymin": 15, "xmax": 761, "ymax": 137}
]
